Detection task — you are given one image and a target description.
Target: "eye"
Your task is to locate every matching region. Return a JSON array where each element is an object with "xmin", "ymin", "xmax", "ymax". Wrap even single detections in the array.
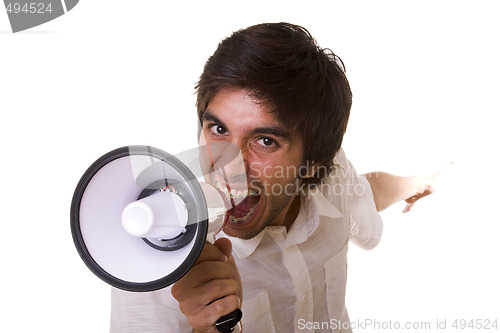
[
  {"xmin": 255, "ymin": 137, "xmax": 278, "ymax": 149},
  {"xmin": 209, "ymin": 124, "xmax": 228, "ymax": 136}
]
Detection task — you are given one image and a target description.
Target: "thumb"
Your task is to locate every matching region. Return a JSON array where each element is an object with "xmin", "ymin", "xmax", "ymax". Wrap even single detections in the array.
[
  {"xmin": 214, "ymin": 237, "xmax": 243, "ymax": 308},
  {"xmin": 214, "ymin": 237, "xmax": 233, "ymax": 260}
]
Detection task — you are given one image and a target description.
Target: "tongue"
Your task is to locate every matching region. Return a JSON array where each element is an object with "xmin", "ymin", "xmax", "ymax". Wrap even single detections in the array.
[{"xmin": 231, "ymin": 195, "xmax": 260, "ymax": 218}]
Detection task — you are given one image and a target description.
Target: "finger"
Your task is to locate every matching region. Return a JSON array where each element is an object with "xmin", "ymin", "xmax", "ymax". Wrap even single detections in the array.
[
  {"xmin": 420, "ymin": 188, "xmax": 432, "ymax": 198},
  {"xmin": 199, "ymin": 296, "xmax": 242, "ymax": 330},
  {"xmin": 214, "ymin": 237, "xmax": 233, "ymax": 259},
  {"xmin": 195, "ymin": 242, "xmax": 229, "ymax": 264},
  {"xmin": 405, "ymin": 194, "xmax": 419, "ymax": 204},
  {"xmin": 184, "ymin": 294, "xmax": 241, "ymax": 333},
  {"xmin": 209, "ymin": 295, "xmax": 241, "ymax": 320},
  {"xmin": 180, "ymin": 278, "xmax": 240, "ymax": 310},
  {"xmin": 173, "ymin": 260, "xmax": 234, "ymax": 293},
  {"xmin": 403, "ymin": 202, "xmax": 414, "ymax": 213}
]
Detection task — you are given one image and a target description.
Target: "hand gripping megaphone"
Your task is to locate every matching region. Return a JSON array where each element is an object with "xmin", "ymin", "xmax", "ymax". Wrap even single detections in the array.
[{"xmin": 70, "ymin": 144, "xmax": 245, "ymax": 332}]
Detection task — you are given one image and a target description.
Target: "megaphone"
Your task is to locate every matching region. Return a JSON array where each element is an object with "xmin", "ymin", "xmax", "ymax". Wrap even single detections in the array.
[{"xmin": 70, "ymin": 144, "xmax": 244, "ymax": 333}]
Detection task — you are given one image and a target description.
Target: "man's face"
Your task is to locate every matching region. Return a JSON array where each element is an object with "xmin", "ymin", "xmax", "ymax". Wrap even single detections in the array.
[{"xmin": 200, "ymin": 88, "xmax": 305, "ymax": 239}]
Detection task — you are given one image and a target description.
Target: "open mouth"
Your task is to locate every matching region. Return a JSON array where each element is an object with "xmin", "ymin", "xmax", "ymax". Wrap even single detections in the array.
[{"xmin": 216, "ymin": 181, "xmax": 261, "ymax": 225}]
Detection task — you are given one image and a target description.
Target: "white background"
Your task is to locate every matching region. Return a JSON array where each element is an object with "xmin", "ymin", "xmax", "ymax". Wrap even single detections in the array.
[{"xmin": 1, "ymin": 1, "xmax": 499, "ymax": 332}]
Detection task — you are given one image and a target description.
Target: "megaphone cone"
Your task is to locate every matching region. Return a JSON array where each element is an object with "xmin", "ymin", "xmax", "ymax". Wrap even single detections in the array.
[{"xmin": 70, "ymin": 145, "xmax": 242, "ymax": 332}]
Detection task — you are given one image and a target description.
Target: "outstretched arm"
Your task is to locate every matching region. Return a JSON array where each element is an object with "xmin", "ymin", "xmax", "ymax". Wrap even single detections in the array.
[
  {"xmin": 363, "ymin": 173, "xmax": 428, "ymax": 212},
  {"xmin": 363, "ymin": 163, "xmax": 451, "ymax": 213}
]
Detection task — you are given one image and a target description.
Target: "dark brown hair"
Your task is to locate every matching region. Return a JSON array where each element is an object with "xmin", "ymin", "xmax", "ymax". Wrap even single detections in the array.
[{"xmin": 196, "ymin": 22, "xmax": 352, "ymax": 185}]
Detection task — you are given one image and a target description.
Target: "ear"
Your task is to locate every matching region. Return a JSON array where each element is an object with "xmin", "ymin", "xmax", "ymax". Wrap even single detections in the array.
[{"xmin": 303, "ymin": 163, "xmax": 321, "ymax": 179}]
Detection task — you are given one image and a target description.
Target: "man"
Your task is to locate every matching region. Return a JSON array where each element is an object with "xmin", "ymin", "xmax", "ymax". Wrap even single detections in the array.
[{"xmin": 111, "ymin": 23, "xmax": 435, "ymax": 333}]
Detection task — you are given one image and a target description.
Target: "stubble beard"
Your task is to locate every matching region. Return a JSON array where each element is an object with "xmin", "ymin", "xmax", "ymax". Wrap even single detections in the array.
[{"xmin": 237, "ymin": 179, "xmax": 301, "ymax": 240}]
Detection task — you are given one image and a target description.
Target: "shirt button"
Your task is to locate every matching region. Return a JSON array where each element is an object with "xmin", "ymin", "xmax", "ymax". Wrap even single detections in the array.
[{"xmin": 301, "ymin": 295, "xmax": 306, "ymax": 303}]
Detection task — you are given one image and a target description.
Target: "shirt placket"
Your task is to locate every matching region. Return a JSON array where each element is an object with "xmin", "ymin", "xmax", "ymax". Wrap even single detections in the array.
[{"xmin": 283, "ymin": 244, "xmax": 314, "ymax": 333}]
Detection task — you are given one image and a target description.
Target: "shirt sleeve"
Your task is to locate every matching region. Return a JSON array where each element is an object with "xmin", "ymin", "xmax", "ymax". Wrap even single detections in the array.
[
  {"xmin": 333, "ymin": 149, "xmax": 383, "ymax": 250},
  {"xmin": 110, "ymin": 286, "xmax": 191, "ymax": 332}
]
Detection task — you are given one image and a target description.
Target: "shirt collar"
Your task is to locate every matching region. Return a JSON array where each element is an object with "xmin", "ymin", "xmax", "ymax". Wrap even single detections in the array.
[
  {"xmin": 307, "ymin": 187, "xmax": 343, "ymax": 219},
  {"xmin": 218, "ymin": 228, "xmax": 266, "ymax": 259},
  {"xmin": 219, "ymin": 186, "xmax": 343, "ymax": 259},
  {"xmin": 285, "ymin": 187, "xmax": 343, "ymax": 247}
]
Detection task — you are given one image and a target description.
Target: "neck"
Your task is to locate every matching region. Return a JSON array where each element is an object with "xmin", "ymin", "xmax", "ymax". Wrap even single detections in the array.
[{"xmin": 282, "ymin": 194, "xmax": 301, "ymax": 231}]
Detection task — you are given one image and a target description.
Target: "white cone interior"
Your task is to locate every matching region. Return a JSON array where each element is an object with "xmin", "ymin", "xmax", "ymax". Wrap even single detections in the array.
[{"xmin": 79, "ymin": 155, "xmax": 201, "ymax": 283}]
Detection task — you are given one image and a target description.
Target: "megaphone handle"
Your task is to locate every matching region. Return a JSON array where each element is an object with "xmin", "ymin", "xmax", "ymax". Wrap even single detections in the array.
[
  {"xmin": 206, "ymin": 232, "xmax": 242, "ymax": 332},
  {"xmin": 215, "ymin": 308, "xmax": 243, "ymax": 333}
]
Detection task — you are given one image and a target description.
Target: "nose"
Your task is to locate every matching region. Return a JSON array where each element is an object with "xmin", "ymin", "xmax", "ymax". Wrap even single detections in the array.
[
  {"xmin": 222, "ymin": 150, "xmax": 249, "ymax": 186},
  {"xmin": 213, "ymin": 142, "xmax": 248, "ymax": 186}
]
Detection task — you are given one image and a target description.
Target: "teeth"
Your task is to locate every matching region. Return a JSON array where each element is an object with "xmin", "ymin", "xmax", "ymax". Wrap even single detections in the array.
[
  {"xmin": 239, "ymin": 190, "xmax": 248, "ymax": 198},
  {"xmin": 230, "ymin": 206, "xmax": 255, "ymax": 224},
  {"xmin": 216, "ymin": 180, "xmax": 258, "ymax": 199}
]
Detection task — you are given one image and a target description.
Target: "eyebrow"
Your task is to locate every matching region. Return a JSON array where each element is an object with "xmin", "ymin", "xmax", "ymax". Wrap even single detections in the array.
[
  {"xmin": 202, "ymin": 109, "xmax": 292, "ymax": 141},
  {"xmin": 253, "ymin": 126, "xmax": 291, "ymax": 141},
  {"xmin": 201, "ymin": 110, "xmax": 224, "ymax": 127}
]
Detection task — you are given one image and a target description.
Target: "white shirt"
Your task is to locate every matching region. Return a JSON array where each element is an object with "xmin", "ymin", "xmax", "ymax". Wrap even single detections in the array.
[{"xmin": 110, "ymin": 149, "xmax": 383, "ymax": 333}]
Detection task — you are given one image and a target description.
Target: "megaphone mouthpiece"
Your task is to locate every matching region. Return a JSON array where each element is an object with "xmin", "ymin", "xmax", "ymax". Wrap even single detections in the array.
[{"xmin": 121, "ymin": 190, "xmax": 188, "ymax": 239}]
